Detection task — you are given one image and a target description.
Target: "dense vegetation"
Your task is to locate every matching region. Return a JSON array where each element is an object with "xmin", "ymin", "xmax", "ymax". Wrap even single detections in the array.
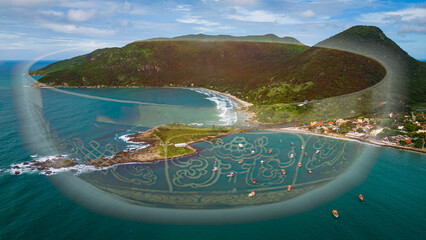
[
  {"xmin": 31, "ymin": 34, "xmax": 386, "ymax": 105},
  {"xmin": 316, "ymin": 25, "xmax": 426, "ymax": 108}
]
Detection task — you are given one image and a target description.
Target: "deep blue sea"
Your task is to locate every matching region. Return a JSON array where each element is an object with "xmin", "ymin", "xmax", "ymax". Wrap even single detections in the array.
[{"xmin": 0, "ymin": 61, "xmax": 425, "ymax": 239}]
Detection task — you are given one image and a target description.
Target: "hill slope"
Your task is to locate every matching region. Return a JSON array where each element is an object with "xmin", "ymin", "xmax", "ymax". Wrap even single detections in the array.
[
  {"xmin": 147, "ymin": 33, "xmax": 302, "ymax": 45},
  {"xmin": 30, "ymin": 33, "xmax": 386, "ymax": 105},
  {"xmin": 316, "ymin": 25, "xmax": 426, "ymax": 107}
]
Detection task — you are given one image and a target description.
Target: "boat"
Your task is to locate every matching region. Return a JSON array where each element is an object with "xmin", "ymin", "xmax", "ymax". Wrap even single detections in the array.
[
  {"xmin": 252, "ymin": 178, "xmax": 257, "ymax": 184},
  {"xmin": 281, "ymin": 169, "xmax": 286, "ymax": 175},
  {"xmin": 291, "ymin": 142, "xmax": 294, "ymax": 146},
  {"xmin": 290, "ymin": 153, "xmax": 294, "ymax": 158},
  {"xmin": 280, "ymin": 139, "xmax": 282, "ymax": 143},
  {"xmin": 315, "ymin": 150, "xmax": 320, "ymax": 154},
  {"xmin": 248, "ymin": 191, "xmax": 256, "ymax": 197},
  {"xmin": 301, "ymin": 146, "xmax": 304, "ymax": 150},
  {"xmin": 269, "ymin": 149, "xmax": 272, "ymax": 154},
  {"xmin": 287, "ymin": 185, "xmax": 292, "ymax": 191},
  {"xmin": 332, "ymin": 210, "xmax": 339, "ymax": 218},
  {"xmin": 238, "ymin": 143, "xmax": 243, "ymax": 148},
  {"xmin": 239, "ymin": 159, "xmax": 244, "ymax": 164},
  {"xmin": 260, "ymin": 160, "xmax": 264, "ymax": 165},
  {"xmin": 227, "ymin": 172, "xmax": 235, "ymax": 177},
  {"xmin": 30, "ymin": 154, "xmax": 38, "ymax": 158},
  {"xmin": 212, "ymin": 166, "xmax": 218, "ymax": 172},
  {"xmin": 308, "ymin": 168, "xmax": 312, "ymax": 174},
  {"xmin": 359, "ymin": 194, "xmax": 364, "ymax": 203},
  {"xmin": 298, "ymin": 162, "xmax": 302, "ymax": 167},
  {"xmin": 251, "ymin": 150, "xmax": 255, "ymax": 154},
  {"xmin": 304, "ymin": 153, "xmax": 308, "ymax": 157}
]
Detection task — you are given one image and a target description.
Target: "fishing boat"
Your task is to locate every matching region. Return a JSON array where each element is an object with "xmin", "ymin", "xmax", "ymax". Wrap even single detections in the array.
[
  {"xmin": 332, "ymin": 210, "xmax": 339, "ymax": 218},
  {"xmin": 308, "ymin": 168, "xmax": 312, "ymax": 174},
  {"xmin": 291, "ymin": 142, "xmax": 294, "ymax": 146},
  {"xmin": 239, "ymin": 159, "xmax": 244, "ymax": 164},
  {"xmin": 298, "ymin": 162, "xmax": 302, "ymax": 167},
  {"xmin": 260, "ymin": 160, "xmax": 264, "ymax": 165},
  {"xmin": 281, "ymin": 169, "xmax": 286, "ymax": 175},
  {"xmin": 30, "ymin": 154, "xmax": 38, "ymax": 158},
  {"xmin": 290, "ymin": 153, "xmax": 294, "ymax": 158},
  {"xmin": 304, "ymin": 153, "xmax": 308, "ymax": 157},
  {"xmin": 301, "ymin": 146, "xmax": 304, "ymax": 150},
  {"xmin": 251, "ymin": 150, "xmax": 255, "ymax": 154},
  {"xmin": 212, "ymin": 166, "xmax": 218, "ymax": 172},
  {"xmin": 252, "ymin": 178, "xmax": 257, "ymax": 184},
  {"xmin": 238, "ymin": 143, "xmax": 243, "ymax": 148},
  {"xmin": 248, "ymin": 191, "xmax": 256, "ymax": 197},
  {"xmin": 227, "ymin": 172, "xmax": 235, "ymax": 177},
  {"xmin": 287, "ymin": 185, "xmax": 292, "ymax": 191},
  {"xmin": 359, "ymin": 194, "xmax": 364, "ymax": 203},
  {"xmin": 269, "ymin": 149, "xmax": 272, "ymax": 154},
  {"xmin": 315, "ymin": 150, "xmax": 320, "ymax": 154}
]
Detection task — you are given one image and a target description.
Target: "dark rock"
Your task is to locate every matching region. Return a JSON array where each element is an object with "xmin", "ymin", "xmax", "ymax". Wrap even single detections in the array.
[
  {"xmin": 45, "ymin": 171, "xmax": 52, "ymax": 175},
  {"xmin": 23, "ymin": 162, "xmax": 29, "ymax": 165},
  {"xmin": 13, "ymin": 166, "xmax": 20, "ymax": 169},
  {"xmin": 14, "ymin": 171, "xmax": 20, "ymax": 175}
]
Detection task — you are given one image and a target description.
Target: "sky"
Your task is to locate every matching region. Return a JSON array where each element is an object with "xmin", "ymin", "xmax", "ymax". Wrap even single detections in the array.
[{"xmin": 0, "ymin": 0, "xmax": 425, "ymax": 60}]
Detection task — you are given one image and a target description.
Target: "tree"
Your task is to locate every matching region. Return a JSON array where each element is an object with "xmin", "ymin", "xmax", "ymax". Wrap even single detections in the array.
[
  {"xmin": 356, "ymin": 128, "xmax": 364, "ymax": 133},
  {"xmin": 414, "ymin": 138, "xmax": 424, "ymax": 148},
  {"xmin": 404, "ymin": 122, "xmax": 419, "ymax": 132}
]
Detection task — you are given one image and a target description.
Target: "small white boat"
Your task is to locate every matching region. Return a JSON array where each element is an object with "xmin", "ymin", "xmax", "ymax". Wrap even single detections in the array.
[
  {"xmin": 260, "ymin": 160, "xmax": 264, "ymax": 165},
  {"xmin": 238, "ymin": 143, "xmax": 244, "ymax": 148},
  {"xmin": 316, "ymin": 150, "xmax": 320, "ymax": 154},
  {"xmin": 251, "ymin": 150, "xmax": 255, "ymax": 154},
  {"xmin": 290, "ymin": 153, "xmax": 294, "ymax": 158},
  {"xmin": 30, "ymin": 154, "xmax": 38, "ymax": 158},
  {"xmin": 227, "ymin": 172, "xmax": 235, "ymax": 177},
  {"xmin": 212, "ymin": 167, "xmax": 218, "ymax": 172}
]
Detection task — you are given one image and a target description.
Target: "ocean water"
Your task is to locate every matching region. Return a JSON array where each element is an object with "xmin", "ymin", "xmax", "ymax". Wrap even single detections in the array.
[{"xmin": 0, "ymin": 61, "xmax": 425, "ymax": 239}]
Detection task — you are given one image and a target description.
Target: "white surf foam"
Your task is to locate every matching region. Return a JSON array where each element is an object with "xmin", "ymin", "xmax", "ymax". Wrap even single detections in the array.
[{"xmin": 189, "ymin": 88, "xmax": 238, "ymax": 126}]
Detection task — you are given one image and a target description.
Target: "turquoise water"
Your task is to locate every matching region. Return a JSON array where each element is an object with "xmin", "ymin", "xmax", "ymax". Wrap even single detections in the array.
[{"xmin": 1, "ymin": 61, "xmax": 425, "ymax": 239}]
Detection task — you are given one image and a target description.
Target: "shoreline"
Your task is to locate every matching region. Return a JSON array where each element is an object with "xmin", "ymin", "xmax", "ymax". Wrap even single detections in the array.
[
  {"xmin": 87, "ymin": 126, "xmax": 242, "ymax": 168},
  {"xmin": 273, "ymin": 127, "xmax": 426, "ymax": 154},
  {"xmin": 196, "ymin": 87, "xmax": 253, "ymax": 110}
]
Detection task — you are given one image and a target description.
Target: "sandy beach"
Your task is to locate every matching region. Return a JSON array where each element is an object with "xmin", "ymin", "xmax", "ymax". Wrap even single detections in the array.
[{"xmin": 197, "ymin": 87, "xmax": 253, "ymax": 109}]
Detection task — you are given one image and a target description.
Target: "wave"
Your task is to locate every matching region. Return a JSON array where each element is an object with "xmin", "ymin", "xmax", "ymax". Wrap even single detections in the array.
[
  {"xmin": 117, "ymin": 132, "xmax": 150, "ymax": 151},
  {"xmin": 6, "ymin": 155, "xmax": 107, "ymax": 176},
  {"xmin": 188, "ymin": 88, "xmax": 238, "ymax": 126}
]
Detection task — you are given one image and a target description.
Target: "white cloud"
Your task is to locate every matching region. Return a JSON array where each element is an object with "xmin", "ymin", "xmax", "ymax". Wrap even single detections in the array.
[
  {"xmin": 227, "ymin": 7, "xmax": 300, "ymax": 24},
  {"xmin": 176, "ymin": 4, "xmax": 191, "ymax": 12},
  {"xmin": 68, "ymin": 9, "xmax": 97, "ymax": 22},
  {"xmin": 399, "ymin": 25, "xmax": 426, "ymax": 34},
  {"xmin": 358, "ymin": 7, "xmax": 426, "ymax": 34},
  {"xmin": 300, "ymin": 10, "xmax": 315, "ymax": 18},
  {"xmin": 43, "ymin": 23, "xmax": 114, "ymax": 36},
  {"xmin": 42, "ymin": 10, "xmax": 64, "ymax": 17},
  {"xmin": 177, "ymin": 16, "xmax": 219, "ymax": 26},
  {"xmin": 202, "ymin": 0, "xmax": 257, "ymax": 6},
  {"xmin": 358, "ymin": 7, "xmax": 426, "ymax": 24},
  {"xmin": 0, "ymin": 0, "xmax": 59, "ymax": 7}
]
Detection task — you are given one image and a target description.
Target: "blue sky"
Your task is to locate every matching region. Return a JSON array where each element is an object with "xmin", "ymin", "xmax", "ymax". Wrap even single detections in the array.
[{"xmin": 0, "ymin": 0, "xmax": 425, "ymax": 60}]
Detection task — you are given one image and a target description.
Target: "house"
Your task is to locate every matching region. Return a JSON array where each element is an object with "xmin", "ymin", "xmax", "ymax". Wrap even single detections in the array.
[
  {"xmin": 370, "ymin": 128, "xmax": 384, "ymax": 136},
  {"xmin": 174, "ymin": 143, "xmax": 188, "ymax": 147},
  {"xmin": 336, "ymin": 119, "xmax": 345, "ymax": 125}
]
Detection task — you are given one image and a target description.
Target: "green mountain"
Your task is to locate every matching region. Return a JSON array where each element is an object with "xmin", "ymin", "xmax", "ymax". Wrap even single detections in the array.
[
  {"xmin": 316, "ymin": 25, "xmax": 426, "ymax": 107},
  {"xmin": 147, "ymin": 33, "xmax": 302, "ymax": 45},
  {"xmin": 30, "ymin": 32, "xmax": 386, "ymax": 106}
]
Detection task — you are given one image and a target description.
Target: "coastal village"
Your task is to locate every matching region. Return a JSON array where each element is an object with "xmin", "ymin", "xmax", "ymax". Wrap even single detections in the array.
[{"xmin": 286, "ymin": 110, "xmax": 426, "ymax": 152}]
